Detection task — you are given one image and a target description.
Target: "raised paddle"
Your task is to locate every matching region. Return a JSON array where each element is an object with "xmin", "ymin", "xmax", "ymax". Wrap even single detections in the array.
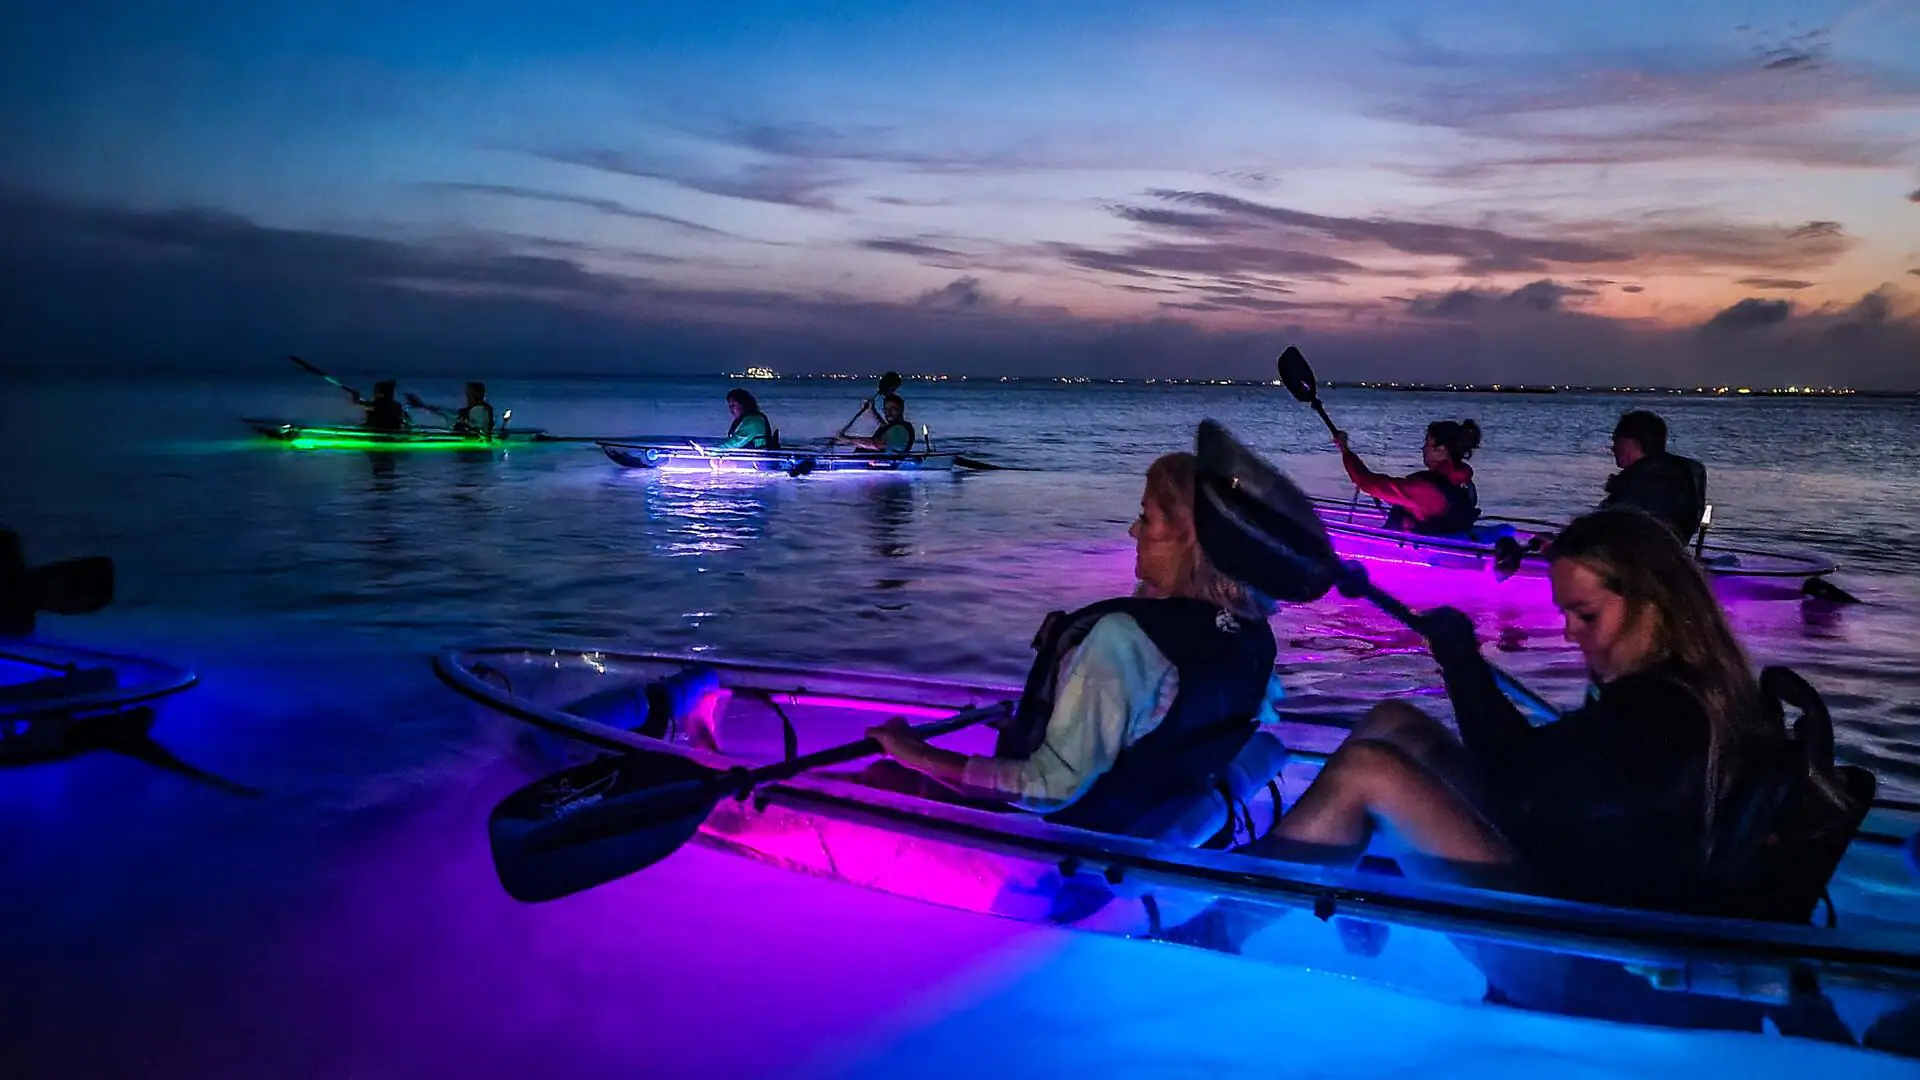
[
  {"xmin": 1191, "ymin": 418, "xmax": 1559, "ymax": 720},
  {"xmin": 288, "ymin": 355, "xmax": 365, "ymax": 403},
  {"xmin": 1276, "ymin": 345, "xmax": 1341, "ymax": 440},
  {"xmin": 488, "ymin": 699, "xmax": 1013, "ymax": 902}
]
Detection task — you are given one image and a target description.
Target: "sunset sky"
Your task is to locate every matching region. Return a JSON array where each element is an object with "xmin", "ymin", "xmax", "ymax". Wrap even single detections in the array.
[{"xmin": 4, "ymin": 1, "xmax": 1917, "ymax": 385}]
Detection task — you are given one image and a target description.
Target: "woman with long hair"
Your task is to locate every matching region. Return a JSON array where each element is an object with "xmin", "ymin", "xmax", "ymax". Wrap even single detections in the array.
[
  {"xmin": 1247, "ymin": 506, "xmax": 1839, "ymax": 911},
  {"xmin": 865, "ymin": 452, "xmax": 1286, "ymax": 841},
  {"xmin": 716, "ymin": 388, "xmax": 776, "ymax": 449}
]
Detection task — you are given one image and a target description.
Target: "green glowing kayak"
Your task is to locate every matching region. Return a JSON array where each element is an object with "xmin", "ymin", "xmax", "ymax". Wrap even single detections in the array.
[{"xmin": 241, "ymin": 417, "xmax": 549, "ymax": 450}]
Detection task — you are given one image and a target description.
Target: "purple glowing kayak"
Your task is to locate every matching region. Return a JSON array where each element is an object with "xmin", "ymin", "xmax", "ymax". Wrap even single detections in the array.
[
  {"xmin": 436, "ymin": 645, "xmax": 1920, "ymax": 1058},
  {"xmin": 1310, "ymin": 494, "xmax": 1841, "ymax": 596}
]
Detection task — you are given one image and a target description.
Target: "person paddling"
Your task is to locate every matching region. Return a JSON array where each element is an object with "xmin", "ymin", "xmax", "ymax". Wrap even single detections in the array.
[
  {"xmin": 451, "ymin": 382, "xmax": 496, "ymax": 438},
  {"xmin": 1335, "ymin": 419, "xmax": 1482, "ymax": 535},
  {"xmin": 1602, "ymin": 410, "xmax": 1707, "ymax": 543},
  {"xmin": 861, "ymin": 452, "xmax": 1288, "ymax": 844},
  {"xmin": 833, "ymin": 393, "xmax": 915, "ymax": 455},
  {"xmin": 715, "ymin": 388, "xmax": 777, "ymax": 449},
  {"xmin": 356, "ymin": 380, "xmax": 410, "ymax": 432}
]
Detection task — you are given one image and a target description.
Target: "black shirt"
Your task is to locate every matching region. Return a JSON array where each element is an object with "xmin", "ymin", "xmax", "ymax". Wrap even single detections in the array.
[
  {"xmin": 1437, "ymin": 648, "xmax": 1715, "ymax": 911},
  {"xmin": 1603, "ymin": 453, "xmax": 1706, "ymax": 541}
]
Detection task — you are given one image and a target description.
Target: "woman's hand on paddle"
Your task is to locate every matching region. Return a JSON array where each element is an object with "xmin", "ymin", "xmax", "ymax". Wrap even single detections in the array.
[
  {"xmin": 1411, "ymin": 605, "xmax": 1481, "ymax": 665},
  {"xmin": 868, "ymin": 716, "xmax": 926, "ymax": 761}
]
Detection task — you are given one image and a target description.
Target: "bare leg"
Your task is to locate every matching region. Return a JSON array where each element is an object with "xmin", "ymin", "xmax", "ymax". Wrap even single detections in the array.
[
  {"xmin": 1248, "ymin": 740, "xmax": 1514, "ymax": 868},
  {"xmin": 1345, "ymin": 700, "xmax": 1483, "ymax": 805}
]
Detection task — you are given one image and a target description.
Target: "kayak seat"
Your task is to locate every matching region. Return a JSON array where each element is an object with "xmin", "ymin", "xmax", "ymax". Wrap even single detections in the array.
[
  {"xmin": 559, "ymin": 667, "xmax": 724, "ymax": 744},
  {"xmin": 1705, "ymin": 666, "xmax": 1877, "ymax": 926}
]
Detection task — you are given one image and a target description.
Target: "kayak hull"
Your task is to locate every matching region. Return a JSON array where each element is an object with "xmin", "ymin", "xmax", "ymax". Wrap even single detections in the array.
[
  {"xmin": 1310, "ymin": 495, "xmax": 1841, "ymax": 596},
  {"xmin": 242, "ymin": 417, "xmax": 548, "ymax": 450},
  {"xmin": 0, "ymin": 639, "xmax": 198, "ymax": 753},
  {"xmin": 435, "ymin": 645, "xmax": 1920, "ymax": 1057},
  {"xmin": 600, "ymin": 440, "xmax": 957, "ymax": 473}
]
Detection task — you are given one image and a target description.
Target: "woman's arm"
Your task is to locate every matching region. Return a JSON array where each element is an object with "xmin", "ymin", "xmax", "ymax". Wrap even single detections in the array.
[
  {"xmin": 1341, "ymin": 447, "xmax": 1449, "ymax": 521},
  {"xmin": 871, "ymin": 615, "xmax": 1177, "ymax": 810},
  {"xmin": 1418, "ymin": 607, "xmax": 1539, "ymax": 774}
]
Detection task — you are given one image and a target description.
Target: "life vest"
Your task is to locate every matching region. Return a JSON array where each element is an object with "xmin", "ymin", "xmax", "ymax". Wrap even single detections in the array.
[
  {"xmin": 1603, "ymin": 453, "xmax": 1707, "ymax": 542},
  {"xmin": 455, "ymin": 401, "xmax": 496, "ymax": 438},
  {"xmin": 726, "ymin": 411, "xmax": 775, "ymax": 449},
  {"xmin": 366, "ymin": 398, "xmax": 408, "ymax": 432},
  {"xmin": 873, "ymin": 420, "xmax": 914, "ymax": 454},
  {"xmin": 992, "ymin": 596, "xmax": 1278, "ymax": 837},
  {"xmin": 1383, "ymin": 469, "xmax": 1480, "ymax": 535}
]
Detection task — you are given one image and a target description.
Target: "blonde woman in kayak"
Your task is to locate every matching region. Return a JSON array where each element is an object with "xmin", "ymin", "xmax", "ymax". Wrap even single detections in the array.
[
  {"xmin": 1244, "ymin": 507, "xmax": 1845, "ymax": 911},
  {"xmin": 863, "ymin": 451, "xmax": 1288, "ymax": 843}
]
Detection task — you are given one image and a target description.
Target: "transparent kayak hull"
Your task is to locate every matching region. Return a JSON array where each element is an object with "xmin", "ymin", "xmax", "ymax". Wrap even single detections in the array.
[
  {"xmin": 0, "ymin": 639, "xmax": 198, "ymax": 750},
  {"xmin": 599, "ymin": 440, "xmax": 956, "ymax": 473},
  {"xmin": 1309, "ymin": 495, "xmax": 1840, "ymax": 595},
  {"xmin": 435, "ymin": 645, "xmax": 1920, "ymax": 1059}
]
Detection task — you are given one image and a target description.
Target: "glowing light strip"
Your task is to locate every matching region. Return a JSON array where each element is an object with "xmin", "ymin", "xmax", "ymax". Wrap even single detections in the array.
[{"xmin": 763, "ymin": 691, "xmax": 975, "ymax": 719}]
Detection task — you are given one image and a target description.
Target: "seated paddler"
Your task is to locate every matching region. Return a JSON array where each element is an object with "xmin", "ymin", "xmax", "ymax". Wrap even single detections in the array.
[
  {"xmin": 1601, "ymin": 409, "xmax": 1707, "ymax": 544},
  {"xmin": 1334, "ymin": 419, "xmax": 1481, "ymax": 536},
  {"xmin": 1235, "ymin": 506, "xmax": 1858, "ymax": 914},
  {"xmin": 716, "ymin": 388, "xmax": 777, "ymax": 450},
  {"xmin": 861, "ymin": 450, "xmax": 1288, "ymax": 844}
]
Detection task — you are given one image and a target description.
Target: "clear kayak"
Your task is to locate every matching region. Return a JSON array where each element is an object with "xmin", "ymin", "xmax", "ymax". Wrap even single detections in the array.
[
  {"xmin": 436, "ymin": 645, "xmax": 1920, "ymax": 1059},
  {"xmin": 599, "ymin": 439, "xmax": 958, "ymax": 474},
  {"xmin": 1, "ymin": 639, "xmax": 198, "ymax": 752},
  {"xmin": 1310, "ymin": 494, "xmax": 1841, "ymax": 595},
  {"xmin": 242, "ymin": 417, "xmax": 551, "ymax": 450}
]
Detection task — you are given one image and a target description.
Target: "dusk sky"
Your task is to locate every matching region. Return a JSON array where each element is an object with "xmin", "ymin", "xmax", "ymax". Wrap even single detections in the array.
[{"xmin": 4, "ymin": 1, "xmax": 1918, "ymax": 385}]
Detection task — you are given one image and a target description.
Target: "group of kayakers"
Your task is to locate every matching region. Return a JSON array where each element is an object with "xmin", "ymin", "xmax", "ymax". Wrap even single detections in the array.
[
  {"xmin": 860, "ymin": 433, "xmax": 1856, "ymax": 920},
  {"xmin": 713, "ymin": 372, "xmax": 920, "ymax": 455},
  {"xmin": 1336, "ymin": 409, "xmax": 1709, "ymax": 544},
  {"xmin": 342, "ymin": 379, "xmax": 499, "ymax": 439}
]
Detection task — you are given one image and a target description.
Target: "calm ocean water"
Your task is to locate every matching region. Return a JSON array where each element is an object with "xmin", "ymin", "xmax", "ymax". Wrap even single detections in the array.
[{"xmin": 3, "ymin": 370, "xmax": 1918, "ymax": 1077}]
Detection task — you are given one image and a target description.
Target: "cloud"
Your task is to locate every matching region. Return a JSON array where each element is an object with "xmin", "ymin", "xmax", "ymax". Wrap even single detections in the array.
[
  {"xmin": 859, "ymin": 237, "xmax": 970, "ymax": 259},
  {"xmin": 421, "ymin": 182, "xmax": 730, "ymax": 235},
  {"xmin": 1909, "ymin": 189, "xmax": 1920, "ymax": 203},
  {"xmin": 539, "ymin": 148, "xmax": 841, "ymax": 210},
  {"xmin": 1369, "ymin": 33, "xmax": 1920, "ymax": 179},
  {"xmin": 1620, "ymin": 285, "xmax": 1646, "ymax": 293},
  {"xmin": 1702, "ymin": 297, "xmax": 1794, "ymax": 332},
  {"xmin": 1053, "ymin": 240, "xmax": 1362, "ymax": 280},
  {"xmin": 5, "ymin": 191, "xmax": 1917, "ymax": 390},
  {"xmin": 1407, "ymin": 279, "xmax": 1597, "ymax": 318},
  {"xmin": 915, "ymin": 276, "xmax": 994, "ymax": 309},
  {"xmin": 1738, "ymin": 277, "xmax": 1815, "ymax": 290}
]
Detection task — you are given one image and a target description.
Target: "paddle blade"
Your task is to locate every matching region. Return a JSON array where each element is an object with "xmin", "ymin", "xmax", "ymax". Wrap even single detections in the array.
[
  {"xmin": 1193, "ymin": 419, "xmax": 1337, "ymax": 603},
  {"xmin": 1276, "ymin": 345, "xmax": 1317, "ymax": 404},
  {"xmin": 33, "ymin": 556, "xmax": 114, "ymax": 614},
  {"xmin": 488, "ymin": 751, "xmax": 720, "ymax": 902}
]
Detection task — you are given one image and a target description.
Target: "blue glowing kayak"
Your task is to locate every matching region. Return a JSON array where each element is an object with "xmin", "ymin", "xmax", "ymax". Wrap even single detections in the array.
[
  {"xmin": 435, "ymin": 645, "xmax": 1920, "ymax": 1058},
  {"xmin": 0, "ymin": 639, "xmax": 198, "ymax": 752},
  {"xmin": 599, "ymin": 440, "xmax": 957, "ymax": 474}
]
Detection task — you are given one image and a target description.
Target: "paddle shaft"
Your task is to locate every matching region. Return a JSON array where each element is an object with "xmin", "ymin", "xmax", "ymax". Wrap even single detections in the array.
[
  {"xmin": 1337, "ymin": 569, "xmax": 1559, "ymax": 718},
  {"xmin": 288, "ymin": 355, "xmax": 363, "ymax": 402},
  {"xmin": 524, "ymin": 699, "xmax": 1012, "ymax": 853},
  {"xmin": 1307, "ymin": 399, "xmax": 1339, "ymax": 438}
]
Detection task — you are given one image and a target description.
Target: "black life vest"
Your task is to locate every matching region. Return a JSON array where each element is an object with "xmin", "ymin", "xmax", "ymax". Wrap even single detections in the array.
[
  {"xmin": 1603, "ymin": 453, "xmax": 1706, "ymax": 542},
  {"xmin": 991, "ymin": 596, "xmax": 1277, "ymax": 837},
  {"xmin": 366, "ymin": 398, "xmax": 407, "ymax": 432},
  {"xmin": 727, "ymin": 411, "xmax": 775, "ymax": 449},
  {"xmin": 455, "ymin": 401, "xmax": 496, "ymax": 438},
  {"xmin": 1383, "ymin": 469, "xmax": 1480, "ymax": 535}
]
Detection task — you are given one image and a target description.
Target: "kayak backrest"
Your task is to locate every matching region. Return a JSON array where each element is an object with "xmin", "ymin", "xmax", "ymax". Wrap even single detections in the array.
[{"xmin": 1708, "ymin": 667, "xmax": 1876, "ymax": 925}]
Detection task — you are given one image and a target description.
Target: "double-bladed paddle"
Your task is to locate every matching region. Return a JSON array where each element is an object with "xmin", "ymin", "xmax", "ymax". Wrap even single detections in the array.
[
  {"xmin": 1276, "ymin": 345, "xmax": 1341, "ymax": 440},
  {"xmin": 489, "ymin": 698, "xmax": 1012, "ymax": 901},
  {"xmin": 288, "ymin": 355, "xmax": 365, "ymax": 404}
]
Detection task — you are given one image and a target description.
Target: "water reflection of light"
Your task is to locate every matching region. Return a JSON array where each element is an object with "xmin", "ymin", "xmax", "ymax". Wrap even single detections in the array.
[{"xmin": 636, "ymin": 474, "xmax": 775, "ymax": 557}]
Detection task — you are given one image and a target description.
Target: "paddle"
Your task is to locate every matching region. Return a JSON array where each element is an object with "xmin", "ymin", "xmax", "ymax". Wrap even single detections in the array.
[
  {"xmin": 288, "ymin": 355, "xmax": 364, "ymax": 404},
  {"xmin": 0, "ymin": 530, "xmax": 114, "ymax": 638},
  {"xmin": 489, "ymin": 698, "xmax": 1011, "ymax": 901},
  {"xmin": 403, "ymin": 392, "xmax": 455, "ymax": 421},
  {"xmin": 1276, "ymin": 345, "xmax": 1341, "ymax": 440},
  {"xmin": 1191, "ymin": 418, "xmax": 1558, "ymax": 719}
]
